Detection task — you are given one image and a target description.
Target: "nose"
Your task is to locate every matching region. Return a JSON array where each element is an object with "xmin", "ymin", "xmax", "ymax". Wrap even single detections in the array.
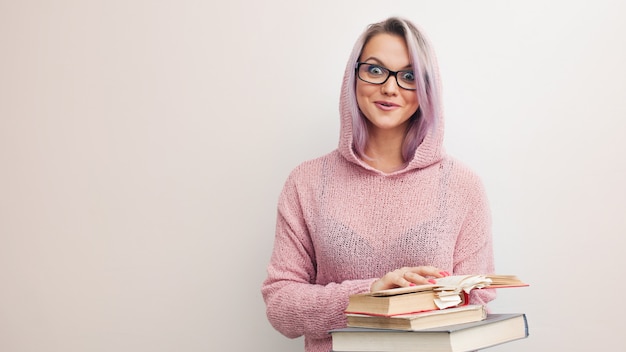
[{"xmin": 381, "ymin": 74, "xmax": 399, "ymax": 95}]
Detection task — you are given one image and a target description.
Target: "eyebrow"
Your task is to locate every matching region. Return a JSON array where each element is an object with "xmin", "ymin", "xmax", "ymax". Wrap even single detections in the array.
[{"xmin": 361, "ymin": 56, "xmax": 413, "ymax": 70}]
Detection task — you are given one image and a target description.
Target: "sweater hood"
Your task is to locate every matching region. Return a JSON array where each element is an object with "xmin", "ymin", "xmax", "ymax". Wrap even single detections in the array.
[{"xmin": 338, "ymin": 21, "xmax": 446, "ymax": 175}]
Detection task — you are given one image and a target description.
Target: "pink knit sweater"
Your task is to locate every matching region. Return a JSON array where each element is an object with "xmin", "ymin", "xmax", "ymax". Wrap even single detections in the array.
[{"xmin": 261, "ymin": 39, "xmax": 495, "ymax": 352}]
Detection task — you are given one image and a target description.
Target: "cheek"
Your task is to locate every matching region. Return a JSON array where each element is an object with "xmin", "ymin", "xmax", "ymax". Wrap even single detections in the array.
[
  {"xmin": 403, "ymin": 92, "xmax": 420, "ymax": 111},
  {"xmin": 355, "ymin": 84, "xmax": 369, "ymax": 111},
  {"xmin": 356, "ymin": 83, "xmax": 376, "ymax": 107}
]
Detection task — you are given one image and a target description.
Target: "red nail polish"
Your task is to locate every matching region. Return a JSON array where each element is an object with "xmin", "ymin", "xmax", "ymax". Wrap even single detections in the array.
[
  {"xmin": 428, "ymin": 279, "xmax": 436, "ymax": 284},
  {"xmin": 409, "ymin": 283, "xmax": 416, "ymax": 286}
]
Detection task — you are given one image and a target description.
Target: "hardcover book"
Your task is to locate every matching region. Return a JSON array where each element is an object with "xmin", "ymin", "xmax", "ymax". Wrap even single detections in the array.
[
  {"xmin": 345, "ymin": 274, "xmax": 527, "ymax": 316},
  {"xmin": 331, "ymin": 313, "xmax": 529, "ymax": 352},
  {"xmin": 346, "ymin": 304, "xmax": 486, "ymax": 331}
]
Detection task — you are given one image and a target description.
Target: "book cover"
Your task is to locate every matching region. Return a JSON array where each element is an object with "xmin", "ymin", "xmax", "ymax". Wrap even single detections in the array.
[
  {"xmin": 331, "ymin": 313, "xmax": 529, "ymax": 352},
  {"xmin": 346, "ymin": 304, "xmax": 486, "ymax": 331}
]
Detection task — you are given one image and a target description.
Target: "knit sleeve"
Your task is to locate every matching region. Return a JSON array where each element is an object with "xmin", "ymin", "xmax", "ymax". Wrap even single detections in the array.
[
  {"xmin": 261, "ymin": 169, "xmax": 376, "ymax": 340},
  {"xmin": 452, "ymin": 169, "xmax": 497, "ymax": 306}
]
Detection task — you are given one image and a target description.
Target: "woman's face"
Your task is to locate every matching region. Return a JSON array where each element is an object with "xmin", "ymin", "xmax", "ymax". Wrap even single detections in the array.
[{"xmin": 356, "ymin": 33, "xmax": 419, "ymax": 135}]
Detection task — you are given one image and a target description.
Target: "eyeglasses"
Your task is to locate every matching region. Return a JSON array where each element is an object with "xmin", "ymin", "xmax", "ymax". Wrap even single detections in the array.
[{"xmin": 356, "ymin": 62, "xmax": 417, "ymax": 91}]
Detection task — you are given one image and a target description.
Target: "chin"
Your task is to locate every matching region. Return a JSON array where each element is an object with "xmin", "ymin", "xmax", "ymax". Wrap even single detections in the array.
[{"xmin": 369, "ymin": 120, "xmax": 410, "ymax": 132}]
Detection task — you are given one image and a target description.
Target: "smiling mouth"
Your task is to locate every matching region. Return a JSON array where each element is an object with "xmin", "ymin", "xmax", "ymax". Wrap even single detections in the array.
[
  {"xmin": 375, "ymin": 101, "xmax": 399, "ymax": 110},
  {"xmin": 375, "ymin": 101, "xmax": 398, "ymax": 107}
]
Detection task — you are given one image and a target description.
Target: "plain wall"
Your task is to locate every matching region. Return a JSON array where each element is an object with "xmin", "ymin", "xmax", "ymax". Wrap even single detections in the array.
[{"xmin": 1, "ymin": 1, "xmax": 625, "ymax": 351}]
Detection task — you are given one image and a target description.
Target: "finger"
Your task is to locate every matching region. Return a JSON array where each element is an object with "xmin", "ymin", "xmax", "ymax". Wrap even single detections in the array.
[
  {"xmin": 371, "ymin": 273, "xmax": 408, "ymax": 292},
  {"xmin": 389, "ymin": 270, "xmax": 411, "ymax": 288},
  {"xmin": 403, "ymin": 271, "xmax": 433, "ymax": 285},
  {"xmin": 395, "ymin": 270, "xmax": 420, "ymax": 287},
  {"xmin": 410, "ymin": 266, "xmax": 448, "ymax": 278}
]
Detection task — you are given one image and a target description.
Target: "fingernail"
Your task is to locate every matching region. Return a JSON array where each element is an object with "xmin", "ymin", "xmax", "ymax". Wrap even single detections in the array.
[
  {"xmin": 409, "ymin": 283, "xmax": 416, "ymax": 286},
  {"xmin": 428, "ymin": 279, "xmax": 436, "ymax": 284},
  {"xmin": 439, "ymin": 271, "xmax": 448, "ymax": 277}
]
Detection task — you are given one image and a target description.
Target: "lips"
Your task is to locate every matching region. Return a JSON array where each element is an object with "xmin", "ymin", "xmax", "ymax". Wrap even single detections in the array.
[{"xmin": 374, "ymin": 100, "xmax": 400, "ymax": 111}]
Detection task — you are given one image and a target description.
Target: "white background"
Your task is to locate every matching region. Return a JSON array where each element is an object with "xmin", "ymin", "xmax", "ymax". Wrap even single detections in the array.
[{"xmin": 1, "ymin": 1, "xmax": 625, "ymax": 351}]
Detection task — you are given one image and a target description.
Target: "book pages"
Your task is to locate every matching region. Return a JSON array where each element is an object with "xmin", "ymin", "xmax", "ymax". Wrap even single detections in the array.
[{"xmin": 433, "ymin": 275, "xmax": 492, "ymax": 309}]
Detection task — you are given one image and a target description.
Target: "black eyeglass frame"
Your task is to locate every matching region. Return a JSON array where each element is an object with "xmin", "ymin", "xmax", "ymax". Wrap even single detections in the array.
[{"xmin": 355, "ymin": 62, "xmax": 417, "ymax": 91}]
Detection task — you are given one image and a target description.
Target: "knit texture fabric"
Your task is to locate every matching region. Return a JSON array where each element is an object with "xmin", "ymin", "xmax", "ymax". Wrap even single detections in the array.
[{"xmin": 262, "ymin": 28, "xmax": 496, "ymax": 352}]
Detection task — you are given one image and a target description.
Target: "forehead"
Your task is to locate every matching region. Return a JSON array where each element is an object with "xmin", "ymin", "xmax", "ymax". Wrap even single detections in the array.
[{"xmin": 360, "ymin": 33, "xmax": 411, "ymax": 69}]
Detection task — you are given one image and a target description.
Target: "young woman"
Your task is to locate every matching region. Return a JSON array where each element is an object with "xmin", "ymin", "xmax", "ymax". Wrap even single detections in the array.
[{"xmin": 262, "ymin": 17, "xmax": 496, "ymax": 352}]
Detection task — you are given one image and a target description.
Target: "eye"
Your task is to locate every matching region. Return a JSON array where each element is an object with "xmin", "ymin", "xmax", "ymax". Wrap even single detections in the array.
[
  {"xmin": 367, "ymin": 65, "xmax": 385, "ymax": 76},
  {"xmin": 400, "ymin": 71, "xmax": 415, "ymax": 82}
]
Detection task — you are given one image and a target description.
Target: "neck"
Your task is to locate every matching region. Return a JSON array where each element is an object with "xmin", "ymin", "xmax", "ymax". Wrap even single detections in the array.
[{"xmin": 364, "ymin": 129, "xmax": 406, "ymax": 173}]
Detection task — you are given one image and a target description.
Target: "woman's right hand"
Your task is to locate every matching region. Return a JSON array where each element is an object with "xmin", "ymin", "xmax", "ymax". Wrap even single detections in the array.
[{"xmin": 370, "ymin": 266, "xmax": 450, "ymax": 292}]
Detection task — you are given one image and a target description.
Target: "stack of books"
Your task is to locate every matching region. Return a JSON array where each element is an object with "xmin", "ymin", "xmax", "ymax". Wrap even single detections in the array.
[{"xmin": 330, "ymin": 274, "xmax": 529, "ymax": 352}]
